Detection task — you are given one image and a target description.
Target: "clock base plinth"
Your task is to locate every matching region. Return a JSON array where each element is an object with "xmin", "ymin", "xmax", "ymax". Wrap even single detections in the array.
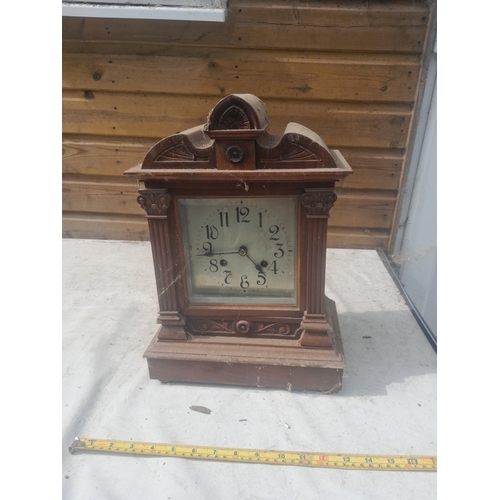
[{"xmin": 143, "ymin": 297, "xmax": 345, "ymax": 393}]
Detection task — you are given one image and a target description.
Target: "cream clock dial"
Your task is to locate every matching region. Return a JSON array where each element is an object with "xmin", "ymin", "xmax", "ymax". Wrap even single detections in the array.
[{"xmin": 178, "ymin": 197, "xmax": 297, "ymax": 304}]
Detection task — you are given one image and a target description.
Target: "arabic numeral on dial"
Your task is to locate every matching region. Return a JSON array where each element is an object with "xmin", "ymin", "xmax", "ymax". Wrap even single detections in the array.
[
  {"xmin": 269, "ymin": 225, "xmax": 280, "ymax": 240},
  {"xmin": 240, "ymin": 275, "xmax": 250, "ymax": 289},
  {"xmin": 202, "ymin": 241, "xmax": 213, "ymax": 255},
  {"xmin": 235, "ymin": 206, "xmax": 250, "ymax": 223},
  {"xmin": 204, "ymin": 225, "xmax": 219, "ymax": 240},
  {"xmin": 274, "ymin": 243, "xmax": 284, "ymax": 258},
  {"xmin": 258, "ymin": 212, "xmax": 263, "ymax": 227},
  {"xmin": 256, "ymin": 272, "xmax": 267, "ymax": 286},
  {"xmin": 209, "ymin": 259, "xmax": 219, "ymax": 272},
  {"xmin": 223, "ymin": 270, "xmax": 231, "ymax": 284},
  {"xmin": 219, "ymin": 211, "xmax": 229, "ymax": 227},
  {"xmin": 269, "ymin": 260, "xmax": 279, "ymax": 274}
]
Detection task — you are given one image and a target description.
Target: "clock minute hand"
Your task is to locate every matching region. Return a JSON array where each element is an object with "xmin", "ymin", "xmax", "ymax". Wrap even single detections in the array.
[{"xmin": 196, "ymin": 250, "xmax": 240, "ymax": 257}]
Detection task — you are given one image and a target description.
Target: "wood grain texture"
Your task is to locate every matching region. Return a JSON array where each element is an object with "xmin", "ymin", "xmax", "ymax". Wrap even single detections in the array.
[
  {"xmin": 61, "ymin": 0, "xmax": 434, "ymax": 250},
  {"xmin": 327, "ymin": 227, "xmax": 390, "ymax": 249},
  {"xmin": 330, "ymin": 190, "xmax": 397, "ymax": 229},
  {"xmin": 62, "ymin": 212, "xmax": 149, "ymax": 241},
  {"xmin": 62, "ymin": 91, "xmax": 411, "ymax": 148},
  {"xmin": 62, "ymin": 178, "xmax": 143, "ymax": 215},
  {"xmin": 230, "ymin": 0, "xmax": 430, "ymax": 28},
  {"xmin": 62, "ymin": 51, "xmax": 420, "ymax": 103},
  {"xmin": 62, "ymin": 4, "xmax": 427, "ymax": 53},
  {"xmin": 62, "ymin": 136, "xmax": 152, "ymax": 176}
]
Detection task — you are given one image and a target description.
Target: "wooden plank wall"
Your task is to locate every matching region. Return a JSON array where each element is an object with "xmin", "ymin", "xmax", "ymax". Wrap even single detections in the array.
[{"xmin": 62, "ymin": 0, "xmax": 434, "ymax": 250}]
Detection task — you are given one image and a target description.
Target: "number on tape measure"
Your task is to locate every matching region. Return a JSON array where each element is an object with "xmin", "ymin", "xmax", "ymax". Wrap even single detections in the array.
[{"xmin": 69, "ymin": 437, "xmax": 437, "ymax": 471}]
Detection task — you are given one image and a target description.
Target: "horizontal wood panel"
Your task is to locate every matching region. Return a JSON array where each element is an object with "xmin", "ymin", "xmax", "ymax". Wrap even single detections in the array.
[
  {"xmin": 63, "ymin": 212, "xmax": 149, "ymax": 241},
  {"xmin": 62, "ymin": 52, "xmax": 419, "ymax": 103},
  {"xmin": 327, "ymin": 227, "xmax": 390, "ymax": 249},
  {"xmin": 63, "ymin": 179, "xmax": 143, "ymax": 215},
  {"xmin": 231, "ymin": 0, "xmax": 430, "ymax": 28},
  {"xmin": 62, "ymin": 92, "xmax": 411, "ymax": 148},
  {"xmin": 62, "ymin": 13, "xmax": 426, "ymax": 54},
  {"xmin": 62, "ymin": 177, "xmax": 396, "ymax": 231},
  {"xmin": 62, "ymin": 136, "xmax": 402, "ymax": 190},
  {"xmin": 62, "ymin": 136, "xmax": 152, "ymax": 176},
  {"xmin": 329, "ymin": 191, "xmax": 396, "ymax": 229},
  {"xmin": 337, "ymin": 148, "xmax": 403, "ymax": 190}
]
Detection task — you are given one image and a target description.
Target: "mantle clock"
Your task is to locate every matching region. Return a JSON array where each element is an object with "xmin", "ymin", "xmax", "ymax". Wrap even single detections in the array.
[{"xmin": 124, "ymin": 94, "xmax": 352, "ymax": 392}]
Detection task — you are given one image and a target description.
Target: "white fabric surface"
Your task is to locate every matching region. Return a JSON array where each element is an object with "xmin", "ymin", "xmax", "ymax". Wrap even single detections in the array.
[{"xmin": 62, "ymin": 240, "xmax": 437, "ymax": 499}]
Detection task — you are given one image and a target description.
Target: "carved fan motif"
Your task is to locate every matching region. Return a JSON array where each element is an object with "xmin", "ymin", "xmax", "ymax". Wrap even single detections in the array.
[
  {"xmin": 155, "ymin": 143, "xmax": 195, "ymax": 162},
  {"xmin": 217, "ymin": 105, "xmax": 251, "ymax": 130},
  {"xmin": 266, "ymin": 142, "xmax": 318, "ymax": 162}
]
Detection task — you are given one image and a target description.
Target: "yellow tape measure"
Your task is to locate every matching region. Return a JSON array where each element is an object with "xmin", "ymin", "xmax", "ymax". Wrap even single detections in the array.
[{"xmin": 69, "ymin": 437, "xmax": 436, "ymax": 471}]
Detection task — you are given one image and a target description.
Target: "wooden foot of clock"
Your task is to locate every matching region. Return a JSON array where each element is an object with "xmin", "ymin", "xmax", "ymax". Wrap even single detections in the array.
[{"xmin": 124, "ymin": 94, "xmax": 352, "ymax": 392}]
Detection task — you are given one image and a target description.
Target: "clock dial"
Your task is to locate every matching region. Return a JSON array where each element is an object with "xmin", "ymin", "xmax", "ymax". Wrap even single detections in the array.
[{"xmin": 178, "ymin": 197, "xmax": 297, "ymax": 304}]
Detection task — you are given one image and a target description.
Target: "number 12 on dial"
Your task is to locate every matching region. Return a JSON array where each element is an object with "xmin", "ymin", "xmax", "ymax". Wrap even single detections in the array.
[{"xmin": 178, "ymin": 197, "xmax": 298, "ymax": 305}]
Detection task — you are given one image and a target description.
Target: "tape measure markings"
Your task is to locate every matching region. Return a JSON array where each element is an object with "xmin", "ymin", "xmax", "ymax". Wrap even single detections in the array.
[{"xmin": 69, "ymin": 437, "xmax": 436, "ymax": 471}]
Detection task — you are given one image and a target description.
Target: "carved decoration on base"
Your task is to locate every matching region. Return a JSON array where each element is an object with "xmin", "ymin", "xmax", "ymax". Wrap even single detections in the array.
[{"xmin": 185, "ymin": 318, "xmax": 300, "ymax": 339}]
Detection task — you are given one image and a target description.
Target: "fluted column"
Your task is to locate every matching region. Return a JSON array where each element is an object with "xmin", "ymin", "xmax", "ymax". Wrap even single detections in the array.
[
  {"xmin": 299, "ymin": 188, "xmax": 337, "ymax": 348},
  {"xmin": 137, "ymin": 188, "xmax": 187, "ymax": 340}
]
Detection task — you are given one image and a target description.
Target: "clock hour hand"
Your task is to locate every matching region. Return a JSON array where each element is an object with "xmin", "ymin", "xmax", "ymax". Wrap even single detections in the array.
[{"xmin": 238, "ymin": 246, "xmax": 265, "ymax": 273}]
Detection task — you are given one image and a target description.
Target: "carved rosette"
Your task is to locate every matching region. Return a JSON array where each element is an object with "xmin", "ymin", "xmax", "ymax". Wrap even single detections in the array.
[
  {"xmin": 301, "ymin": 189, "xmax": 337, "ymax": 218},
  {"xmin": 185, "ymin": 318, "xmax": 299, "ymax": 338},
  {"xmin": 137, "ymin": 190, "xmax": 172, "ymax": 217}
]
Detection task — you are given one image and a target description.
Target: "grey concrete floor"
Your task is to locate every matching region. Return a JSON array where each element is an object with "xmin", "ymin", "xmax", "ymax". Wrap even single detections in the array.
[{"xmin": 62, "ymin": 239, "xmax": 437, "ymax": 499}]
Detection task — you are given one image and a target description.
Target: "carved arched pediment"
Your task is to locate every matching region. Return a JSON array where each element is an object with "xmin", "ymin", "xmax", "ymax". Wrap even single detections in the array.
[{"xmin": 137, "ymin": 94, "xmax": 345, "ymax": 172}]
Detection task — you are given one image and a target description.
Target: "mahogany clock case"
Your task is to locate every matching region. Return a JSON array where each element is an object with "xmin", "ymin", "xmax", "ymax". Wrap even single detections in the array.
[{"xmin": 124, "ymin": 94, "xmax": 353, "ymax": 392}]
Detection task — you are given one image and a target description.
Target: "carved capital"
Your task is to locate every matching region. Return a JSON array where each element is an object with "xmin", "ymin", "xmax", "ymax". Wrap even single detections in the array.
[
  {"xmin": 301, "ymin": 188, "xmax": 337, "ymax": 218},
  {"xmin": 137, "ymin": 189, "xmax": 171, "ymax": 217}
]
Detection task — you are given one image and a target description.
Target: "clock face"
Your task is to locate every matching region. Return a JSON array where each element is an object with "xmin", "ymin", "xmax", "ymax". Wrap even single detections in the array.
[{"xmin": 178, "ymin": 197, "xmax": 298, "ymax": 305}]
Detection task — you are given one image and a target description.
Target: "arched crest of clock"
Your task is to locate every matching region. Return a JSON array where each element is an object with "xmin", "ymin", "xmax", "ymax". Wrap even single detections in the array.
[{"xmin": 125, "ymin": 94, "xmax": 353, "ymax": 392}]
